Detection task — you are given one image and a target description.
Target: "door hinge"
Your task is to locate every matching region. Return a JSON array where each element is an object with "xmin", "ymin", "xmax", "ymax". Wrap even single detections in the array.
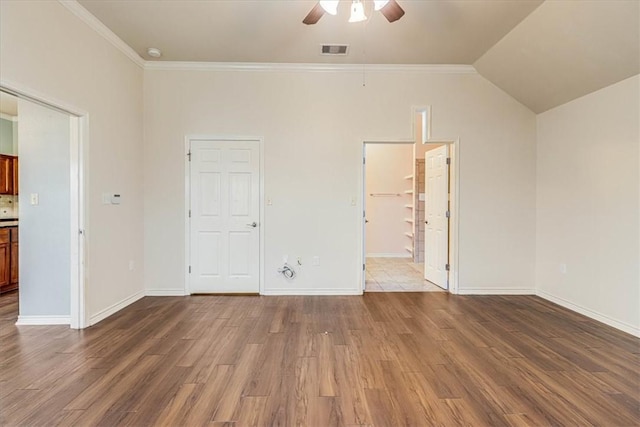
[
  {"xmin": 187, "ymin": 151, "xmax": 191, "ymax": 161},
  {"xmin": 188, "ymin": 210, "xmax": 191, "ymax": 218},
  {"xmin": 445, "ymin": 210, "xmax": 450, "ymax": 218},
  {"xmin": 446, "ymin": 157, "xmax": 451, "ymax": 165},
  {"xmin": 445, "ymin": 263, "xmax": 450, "ymax": 271},
  {"xmin": 363, "ymin": 157, "xmax": 366, "ymax": 165},
  {"xmin": 189, "ymin": 265, "xmax": 191, "ymax": 274},
  {"xmin": 363, "ymin": 264, "xmax": 366, "ymax": 271}
]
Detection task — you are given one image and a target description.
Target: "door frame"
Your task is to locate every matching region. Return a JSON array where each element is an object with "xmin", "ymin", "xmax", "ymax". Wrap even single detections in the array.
[
  {"xmin": 358, "ymin": 137, "xmax": 460, "ymax": 295},
  {"xmin": 360, "ymin": 139, "xmax": 414, "ymax": 293},
  {"xmin": 184, "ymin": 135, "xmax": 265, "ymax": 295},
  {"xmin": 0, "ymin": 81, "xmax": 88, "ymax": 329}
]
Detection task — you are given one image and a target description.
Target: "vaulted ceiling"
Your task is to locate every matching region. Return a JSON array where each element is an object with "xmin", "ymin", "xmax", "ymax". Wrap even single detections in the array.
[{"xmin": 78, "ymin": 0, "xmax": 639, "ymax": 113}]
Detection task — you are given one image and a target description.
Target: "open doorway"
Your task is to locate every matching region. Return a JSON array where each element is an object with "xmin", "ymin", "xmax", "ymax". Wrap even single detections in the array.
[
  {"xmin": 362, "ymin": 141, "xmax": 443, "ymax": 292},
  {"xmin": 0, "ymin": 93, "xmax": 20, "ymax": 300},
  {"xmin": 0, "ymin": 88, "xmax": 85, "ymax": 328}
]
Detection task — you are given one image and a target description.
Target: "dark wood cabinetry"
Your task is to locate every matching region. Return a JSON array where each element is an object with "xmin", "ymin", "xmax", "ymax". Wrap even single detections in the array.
[
  {"xmin": 0, "ymin": 229, "xmax": 10, "ymax": 289},
  {"xmin": 0, "ymin": 155, "xmax": 18, "ymax": 195},
  {"xmin": 10, "ymin": 228, "xmax": 18, "ymax": 285},
  {"xmin": 0, "ymin": 227, "xmax": 18, "ymax": 294}
]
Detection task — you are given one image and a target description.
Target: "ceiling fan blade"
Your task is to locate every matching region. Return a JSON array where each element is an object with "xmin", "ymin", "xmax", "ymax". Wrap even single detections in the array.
[
  {"xmin": 380, "ymin": 0, "xmax": 405, "ymax": 23},
  {"xmin": 303, "ymin": 2, "xmax": 325, "ymax": 25}
]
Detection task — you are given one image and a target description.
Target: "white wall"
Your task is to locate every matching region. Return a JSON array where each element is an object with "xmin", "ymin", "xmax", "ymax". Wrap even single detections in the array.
[
  {"xmin": 536, "ymin": 74, "xmax": 640, "ymax": 336},
  {"xmin": 0, "ymin": 1, "xmax": 145, "ymax": 322},
  {"xmin": 0, "ymin": 117, "xmax": 16, "ymax": 155},
  {"xmin": 18, "ymin": 100, "xmax": 71, "ymax": 317},
  {"xmin": 365, "ymin": 143, "xmax": 413, "ymax": 257},
  {"xmin": 144, "ymin": 66, "xmax": 537, "ymax": 295}
]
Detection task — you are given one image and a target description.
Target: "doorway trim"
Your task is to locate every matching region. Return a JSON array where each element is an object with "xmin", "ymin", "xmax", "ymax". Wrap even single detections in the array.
[
  {"xmin": 1, "ymin": 80, "xmax": 88, "ymax": 329},
  {"xmin": 360, "ymin": 138, "xmax": 414, "ymax": 293},
  {"xmin": 184, "ymin": 135, "xmax": 265, "ymax": 295},
  {"xmin": 359, "ymin": 136, "xmax": 460, "ymax": 295}
]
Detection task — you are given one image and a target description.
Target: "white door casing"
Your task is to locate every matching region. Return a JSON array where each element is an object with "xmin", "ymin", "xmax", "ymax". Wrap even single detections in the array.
[
  {"xmin": 189, "ymin": 139, "xmax": 260, "ymax": 293},
  {"xmin": 424, "ymin": 145, "xmax": 449, "ymax": 289}
]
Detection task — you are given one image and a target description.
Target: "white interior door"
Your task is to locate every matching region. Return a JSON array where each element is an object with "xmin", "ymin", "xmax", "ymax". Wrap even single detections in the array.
[
  {"xmin": 424, "ymin": 145, "xmax": 449, "ymax": 289},
  {"xmin": 190, "ymin": 139, "xmax": 260, "ymax": 293}
]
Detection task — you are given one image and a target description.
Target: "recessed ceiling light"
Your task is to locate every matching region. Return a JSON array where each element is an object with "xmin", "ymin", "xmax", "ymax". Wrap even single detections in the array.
[{"xmin": 147, "ymin": 48, "xmax": 162, "ymax": 58}]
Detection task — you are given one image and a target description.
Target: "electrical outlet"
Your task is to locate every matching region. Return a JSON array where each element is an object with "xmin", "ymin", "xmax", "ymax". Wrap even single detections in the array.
[
  {"xmin": 129, "ymin": 260, "xmax": 135, "ymax": 271},
  {"xmin": 559, "ymin": 263, "xmax": 567, "ymax": 274},
  {"xmin": 312, "ymin": 256, "xmax": 320, "ymax": 266},
  {"xmin": 30, "ymin": 193, "xmax": 39, "ymax": 205}
]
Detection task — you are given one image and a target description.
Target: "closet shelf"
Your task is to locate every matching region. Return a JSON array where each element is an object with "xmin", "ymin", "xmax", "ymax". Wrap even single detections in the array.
[
  {"xmin": 404, "ymin": 218, "xmax": 414, "ymax": 223},
  {"xmin": 404, "ymin": 175, "xmax": 414, "ymax": 180},
  {"xmin": 404, "ymin": 190, "xmax": 413, "ymax": 194},
  {"xmin": 404, "ymin": 232, "xmax": 414, "ymax": 238},
  {"xmin": 404, "ymin": 204, "xmax": 414, "ymax": 209},
  {"xmin": 405, "ymin": 246, "xmax": 413, "ymax": 253}
]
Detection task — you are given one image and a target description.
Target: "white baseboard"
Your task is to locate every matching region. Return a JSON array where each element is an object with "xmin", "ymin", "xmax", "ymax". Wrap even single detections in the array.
[
  {"xmin": 536, "ymin": 290, "xmax": 640, "ymax": 338},
  {"xmin": 16, "ymin": 315, "xmax": 71, "ymax": 326},
  {"xmin": 366, "ymin": 253, "xmax": 412, "ymax": 258},
  {"xmin": 262, "ymin": 288, "xmax": 363, "ymax": 296},
  {"xmin": 89, "ymin": 289, "xmax": 145, "ymax": 326},
  {"xmin": 145, "ymin": 288, "xmax": 187, "ymax": 296},
  {"xmin": 457, "ymin": 288, "xmax": 535, "ymax": 295}
]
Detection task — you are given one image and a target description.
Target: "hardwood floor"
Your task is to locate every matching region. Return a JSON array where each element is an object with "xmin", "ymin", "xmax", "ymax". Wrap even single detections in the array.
[{"xmin": 1, "ymin": 291, "xmax": 639, "ymax": 426}]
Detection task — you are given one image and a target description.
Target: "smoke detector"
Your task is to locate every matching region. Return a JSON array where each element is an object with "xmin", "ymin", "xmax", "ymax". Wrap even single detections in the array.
[{"xmin": 147, "ymin": 47, "xmax": 162, "ymax": 58}]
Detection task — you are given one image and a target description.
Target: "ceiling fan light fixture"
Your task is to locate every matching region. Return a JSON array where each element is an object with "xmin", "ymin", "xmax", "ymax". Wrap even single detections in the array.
[
  {"xmin": 319, "ymin": 0, "xmax": 339, "ymax": 15},
  {"xmin": 373, "ymin": 0, "xmax": 389, "ymax": 11},
  {"xmin": 349, "ymin": 0, "xmax": 367, "ymax": 22}
]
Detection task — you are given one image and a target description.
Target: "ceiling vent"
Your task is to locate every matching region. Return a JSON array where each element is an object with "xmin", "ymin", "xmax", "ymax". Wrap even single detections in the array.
[{"xmin": 321, "ymin": 44, "xmax": 349, "ymax": 55}]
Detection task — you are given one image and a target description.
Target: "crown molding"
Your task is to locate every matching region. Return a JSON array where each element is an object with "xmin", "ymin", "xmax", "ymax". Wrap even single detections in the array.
[
  {"xmin": 144, "ymin": 61, "xmax": 477, "ymax": 74},
  {"xmin": 58, "ymin": 0, "xmax": 145, "ymax": 68}
]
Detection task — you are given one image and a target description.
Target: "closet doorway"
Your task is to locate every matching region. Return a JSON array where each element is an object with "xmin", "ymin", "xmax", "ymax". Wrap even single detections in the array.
[{"xmin": 363, "ymin": 141, "xmax": 442, "ymax": 293}]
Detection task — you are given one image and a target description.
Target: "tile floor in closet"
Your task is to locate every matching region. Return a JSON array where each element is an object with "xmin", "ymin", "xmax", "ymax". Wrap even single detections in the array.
[{"xmin": 365, "ymin": 257, "xmax": 444, "ymax": 292}]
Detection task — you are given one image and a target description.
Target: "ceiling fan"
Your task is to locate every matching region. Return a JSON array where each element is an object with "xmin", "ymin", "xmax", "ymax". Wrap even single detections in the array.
[{"xmin": 303, "ymin": 0, "xmax": 405, "ymax": 25}]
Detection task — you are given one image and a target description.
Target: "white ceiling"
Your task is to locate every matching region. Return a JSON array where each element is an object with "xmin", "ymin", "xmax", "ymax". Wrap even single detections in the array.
[
  {"xmin": 78, "ymin": 0, "xmax": 544, "ymax": 64},
  {"xmin": 474, "ymin": 0, "xmax": 640, "ymax": 113},
  {"xmin": 77, "ymin": 0, "xmax": 639, "ymax": 113}
]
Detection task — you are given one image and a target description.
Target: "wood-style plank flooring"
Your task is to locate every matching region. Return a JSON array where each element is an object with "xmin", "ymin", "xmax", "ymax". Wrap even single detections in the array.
[{"xmin": 1, "ymin": 291, "xmax": 639, "ymax": 426}]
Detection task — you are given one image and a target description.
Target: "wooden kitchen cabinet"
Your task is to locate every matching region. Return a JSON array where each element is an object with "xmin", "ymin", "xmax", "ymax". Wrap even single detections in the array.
[
  {"xmin": 0, "ymin": 156, "xmax": 12, "ymax": 194},
  {"xmin": 0, "ymin": 229, "xmax": 11, "ymax": 291},
  {"xmin": 0, "ymin": 227, "xmax": 18, "ymax": 294},
  {"xmin": 10, "ymin": 227, "xmax": 18, "ymax": 286},
  {"xmin": 0, "ymin": 155, "xmax": 18, "ymax": 195},
  {"xmin": 11, "ymin": 157, "xmax": 18, "ymax": 195}
]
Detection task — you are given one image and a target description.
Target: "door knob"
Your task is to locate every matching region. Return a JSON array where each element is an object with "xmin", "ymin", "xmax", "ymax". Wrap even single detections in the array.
[
  {"xmin": 247, "ymin": 222, "xmax": 257, "ymax": 228},
  {"xmin": 425, "ymin": 221, "xmax": 429, "ymax": 224}
]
